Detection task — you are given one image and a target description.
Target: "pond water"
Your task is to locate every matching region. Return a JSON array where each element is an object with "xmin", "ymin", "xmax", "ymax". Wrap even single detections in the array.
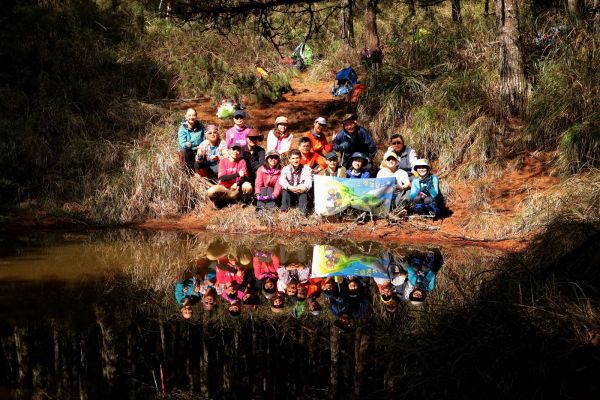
[{"xmin": 0, "ymin": 230, "xmax": 502, "ymax": 399}]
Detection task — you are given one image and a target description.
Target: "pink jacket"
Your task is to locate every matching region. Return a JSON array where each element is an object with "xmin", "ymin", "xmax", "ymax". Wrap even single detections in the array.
[
  {"xmin": 254, "ymin": 166, "xmax": 282, "ymax": 198},
  {"xmin": 226, "ymin": 126, "xmax": 251, "ymax": 148},
  {"xmin": 253, "ymin": 253, "xmax": 280, "ymax": 279}
]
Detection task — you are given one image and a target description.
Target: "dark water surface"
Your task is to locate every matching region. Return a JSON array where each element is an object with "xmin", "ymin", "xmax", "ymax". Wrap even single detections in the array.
[{"xmin": 0, "ymin": 230, "xmax": 503, "ymax": 399}]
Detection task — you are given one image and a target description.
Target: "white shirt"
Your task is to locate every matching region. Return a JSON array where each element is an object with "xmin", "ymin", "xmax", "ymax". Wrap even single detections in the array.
[{"xmin": 377, "ymin": 167, "xmax": 410, "ymax": 190}]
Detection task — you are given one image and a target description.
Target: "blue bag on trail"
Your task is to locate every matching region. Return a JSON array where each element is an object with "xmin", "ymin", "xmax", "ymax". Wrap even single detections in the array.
[{"xmin": 332, "ymin": 67, "xmax": 359, "ymax": 97}]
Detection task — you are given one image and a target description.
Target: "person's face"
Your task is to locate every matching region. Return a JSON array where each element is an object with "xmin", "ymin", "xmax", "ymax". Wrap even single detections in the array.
[
  {"xmin": 343, "ymin": 120, "xmax": 356, "ymax": 133},
  {"xmin": 297, "ymin": 286, "xmax": 307, "ymax": 297},
  {"xmin": 229, "ymin": 147, "xmax": 241, "ymax": 158},
  {"xmin": 206, "ymin": 130, "xmax": 219, "ymax": 143},
  {"xmin": 289, "ymin": 154, "xmax": 301, "ymax": 167},
  {"xmin": 185, "ymin": 109, "xmax": 197, "ymax": 125},
  {"xmin": 351, "ymin": 159, "xmax": 363, "ymax": 170},
  {"xmin": 242, "ymin": 293, "xmax": 252, "ymax": 302},
  {"xmin": 348, "ymin": 281, "xmax": 359, "ymax": 292},
  {"xmin": 267, "ymin": 156, "xmax": 279, "ymax": 168},
  {"xmin": 226, "ymin": 282, "xmax": 237, "ymax": 295},
  {"xmin": 416, "ymin": 167, "xmax": 428, "ymax": 177},
  {"xmin": 299, "ymin": 141, "xmax": 311, "ymax": 154},
  {"xmin": 286, "ymin": 283, "xmax": 298, "ymax": 297},
  {"xmin": 412, "ymin": 289, "xmax": 424, "ymax": 299},
  {"xmin": 273, "ymin": 297, "xmax": 283, "ymax": 306},
  {"xmin": 314, "ymin": 122, "xmax": 324, "ymax": 134},
  {"xmin": 248, "ymin": 135, "xmax": 262, "ymax": 148},
  {"xmin": 323, "ymin": 282, "xmax": 334, "ymax": 292},
  {"xmin": 391, "ymin": 137, "xmax": 405, "ymax": 152},
  {"xmin": 327, "ymin": 158, "xmax": 339, "ymax": 169},
  {"xmin": 203, "ymin": 295, "xmax": 214, "ymax": 305},
  {"xmin": 308, "ymin": 299, "xmax": 319, "ymax": 311},
  {"xmin": 277, "ymin": 123, "xmax": 288, "ymax": 134},
  {"xmin": 181, "ymin": 305, "xmax": 193, "ymax": 319},
  {"xmin": 264, "ymin": 280, "xmax": 275, "ymax": 290},
  {"xmin": 229, "ymin": 304, "xmax": 241, "ymax": 313},
  {"xmin": 380, "ymin": 285, "xmax": 392, "ymax": 296},
  {"xmin": 385, "ymin": 157, "xmax": 398, "ymax": 169},
  {"xmin": 234, "ymin": 116, "xmax": 245, "ymax": 126}
]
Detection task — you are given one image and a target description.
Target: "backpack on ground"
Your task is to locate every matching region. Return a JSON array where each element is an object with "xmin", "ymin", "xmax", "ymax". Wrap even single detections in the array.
[
  {"xmin": 331, "ymin": 67, "xmax": 359, "ymax": 97},
  {"xmin": 291, "ymin": 42, "xmax": 313, "ymax": 70}
]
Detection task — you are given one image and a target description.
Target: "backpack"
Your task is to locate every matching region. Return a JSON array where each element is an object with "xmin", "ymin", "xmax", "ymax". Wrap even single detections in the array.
[
  {"xmin": 332, "ymin": 67, "xmax": 359, "ymax": 97},
  {"xmin": 291, "ymin": 42, "xmax": 313, "ymax": 70}
]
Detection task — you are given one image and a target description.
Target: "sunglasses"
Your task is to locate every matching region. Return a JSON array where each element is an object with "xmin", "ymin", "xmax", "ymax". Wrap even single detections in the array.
[
  {"xmin": 234, "ymin": 116, "xmax": 244, "ymax": 120},
  {"xmin": 391, "ymin": 141, "xmax": 403, "ymax": 145},
  {"xmin": 249, "ymin": 137, "xmax": 263, "ymax": 142}
]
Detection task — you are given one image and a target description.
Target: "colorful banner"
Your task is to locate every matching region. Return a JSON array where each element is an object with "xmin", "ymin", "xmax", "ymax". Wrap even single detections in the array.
[
  {"xmin": 313, "ymin": 176, "xmax": 396, "ymax": 217},
  {"xmin": 311, "ymin": 245, "xmax": 389, "ymax": 279}
]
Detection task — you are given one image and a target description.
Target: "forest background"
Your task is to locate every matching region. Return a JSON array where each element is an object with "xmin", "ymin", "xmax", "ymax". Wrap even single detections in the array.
[{"xmin": 0, "ymin": 0, "xmax": 597, "ymax": 235}]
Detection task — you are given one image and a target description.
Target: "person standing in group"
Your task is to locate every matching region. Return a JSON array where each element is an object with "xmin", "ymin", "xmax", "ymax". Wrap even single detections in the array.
[
  {"xmin": 304, "ymin": 117, "xmax": 332, "ymax": 157},
  {"xmin": 332, "ymin": 113, "xmax": 377, "ymax": 170},
  {"xmin": 279, "ymin": 149, "xmax": 312, "ymax": 215},
  {"xmin": 195, "ymin": 124, "xmax": 227, "ymax": 180},
  {"xmin": 298, "ymin": 137, "xmax": 327, "ymax": 174},
  {"xmin": 206, "ymin": 143, "xmax": 253, "ymax": 203},
  {"xmin": 384, "ymin": 134, "xmax": 418, "ymax": 178},
  {"xmin": 226, "ymin": 109, "xmax": 251, "ymax": 149},
  {"xmin": 267, "ymin": 116, "xmax": 294, "ymax": 156},
  {"xmin": 177, "ymin": 108, "xmax": 205, "ymax": 175},
  {"xmin": 318, "ymin": 152, "xmax": 346, "ymax": 177},
  {"xmin": 242, "ymin": 129, "xmax": 265, "ymax": 186}
]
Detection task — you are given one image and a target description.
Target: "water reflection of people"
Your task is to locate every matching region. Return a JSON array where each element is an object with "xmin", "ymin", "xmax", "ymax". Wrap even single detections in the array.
[
  {"xmin": 404, "ymin": 251, "xmax": 442, "ymax": 304},
  {"xmin": 175, "ymin": 277, "xmax": 200, "ymax": 319},
  {"xmin": 277, "ymin": 262, "xmax": 310, "ymax": 299},
  {"xmin": 253, "ymin": 250, "xmax": 279, "ymax": 299}
]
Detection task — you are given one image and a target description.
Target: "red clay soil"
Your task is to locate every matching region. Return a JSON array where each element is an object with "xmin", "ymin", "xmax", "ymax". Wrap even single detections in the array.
[
  {"xmin": 141, "ymin": 75, "xmax": 561, "ymax": 252},
  {"xmin": 2, "ymin": 76, "xmax": 560, "ymax": 252}
]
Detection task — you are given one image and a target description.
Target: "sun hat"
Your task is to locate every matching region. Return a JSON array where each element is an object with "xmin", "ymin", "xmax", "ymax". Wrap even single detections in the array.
[
  {"xmin": 325, "ymin": 152, "xmax": 339, "ymax": 161},
  {"xmin": 383, "ymin": 151, "xmax": 399, "ymax": 161},
  {"xmin": 233, "ymin": 109, "xmax": 246, "ymax": 119},
  {"xmin": 275, "ymin": 116, "xmax": 288, "ymax": 125},
  {"xmin": 350, "ymin": 152, "xmax": 369, "ymax": 162},
  {"xmin": 414, "ymin": 158, "xmax": 431, "ymax": 169},
  {"xmin": 247, "ymin": 129, "xmax": 263, "ymax": 138},
  {"xmin": 341, "ymin": 113, "xmax": 357, "ymax": 122},
  {"xmin": 265, "ymin": 150, "xmax": 281, "ymax": 159}
]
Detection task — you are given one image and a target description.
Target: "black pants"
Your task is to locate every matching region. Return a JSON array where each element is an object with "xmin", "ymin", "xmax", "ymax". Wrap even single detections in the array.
[
  {"xmin": 281, "ymin": 189, "xmax": 308, "ymax": 214},
  {"xmin": 180, "ymin": 148, "xmax": 196, "ymax": 175},
  {"xmin": 256, "ymin": 187, "xmax": 278, "ymax": 210}
]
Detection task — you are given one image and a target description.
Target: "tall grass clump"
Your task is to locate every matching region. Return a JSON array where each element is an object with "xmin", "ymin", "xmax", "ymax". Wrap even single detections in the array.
[{"xmin": 524, "ymin": 26, "xmax": 599, "ymax": 173}]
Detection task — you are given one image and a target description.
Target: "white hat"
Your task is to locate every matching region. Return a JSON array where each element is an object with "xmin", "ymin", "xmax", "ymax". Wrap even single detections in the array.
[
  {"xmin": 414, "ymin": 158, "xmax": 430, "ymax": 169},
  {"xmin": 314, "ymin": 117, "xmax": 327, "ymax": 126},
  {"xmin": 383, "ymin": 151, "xmax": 399, "ymax": 161},
  {"xmin": 275, "ymin": 116, "xmax": 288, "ymax": 125}
]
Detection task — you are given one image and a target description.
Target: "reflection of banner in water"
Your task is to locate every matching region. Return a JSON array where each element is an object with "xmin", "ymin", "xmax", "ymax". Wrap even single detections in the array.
[
  {"xmin": 314, "ymin": 176, "xmax": 396, "ymax": 217},
  {"xmin": 311, "ymin": 245, "xmax": 388, "ymax": 278}
]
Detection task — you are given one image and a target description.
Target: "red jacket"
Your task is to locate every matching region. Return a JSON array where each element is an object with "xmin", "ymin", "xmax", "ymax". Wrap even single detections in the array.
[
  {"xmin": 304, "ymin": 130, "xmax": 333, "ymax": 156},
  {"xmin": 218, "ymin": 157, "xmax": 248, "ymax": 189}
]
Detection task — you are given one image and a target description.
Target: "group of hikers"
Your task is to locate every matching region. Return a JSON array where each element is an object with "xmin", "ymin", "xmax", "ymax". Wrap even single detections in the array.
[
  {"xmin": 175, "ymin": 240, "xmax": 441, "ymax": 330},
  {"xmin": 178, "ymin": 107, "xmax": 443, "ymax": 218}
]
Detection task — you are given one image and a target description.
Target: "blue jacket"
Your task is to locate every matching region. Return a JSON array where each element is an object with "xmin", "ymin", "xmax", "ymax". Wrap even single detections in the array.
[
  {"xmin": 177, "ymin": 118, "xmax": 205, "ymax": 151},
  {"xmin": 407, "ymin": 266, "xmax": 436, "ymax": 292},
  {"xmin": 409, "ymin": 173, "xmax": 440, "ymax": 200},
  {"xmin": 346, "ymin": 170, "xmax": 370, "ymax": 179},
  {"xmin": 175, "ymin": 278, "xmax": 200, "ymax": 304},
  {"xmin": 332, "ymin": 126, "xmax": 377, "ymax": 168}
]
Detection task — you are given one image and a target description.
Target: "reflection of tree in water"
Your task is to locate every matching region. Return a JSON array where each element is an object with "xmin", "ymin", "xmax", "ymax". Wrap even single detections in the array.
[{"xmin": 2, "ymin": 228, "xmax": 597, "ymax": 398}]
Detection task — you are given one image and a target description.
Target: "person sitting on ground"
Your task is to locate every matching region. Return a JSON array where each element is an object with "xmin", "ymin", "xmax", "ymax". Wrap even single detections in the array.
[
  {"xmin": 304, "ymin": 117, "xmax": 332, "ymax": 157},
  {"xmin": 270, "ymin": 292, "xmax": 285, "ymax": 314},
  {"xmin": 384, "ymin": 134, "xmax": 418, "ymax": 177},
  {"xmin": 279, "ymin": 149, "xmax": 313, "ymax": 214},
  {"xmin": 253, "ymin": 250, "xmax": 279, "ymax": 299},
  {"xmin": 228, "ymin": 300, "xmax": 242, "ymax": 318},
  {"xmin": 377, "ymin": 151, "xmax": 411, "ymax": 209},
  {"xmin": 254, "ymin": 150, "xmax": 283, "ymax": 210},
  {"xmin": 207, "ymin": 143, "xmax": 253, "ymax": 203},
  {"xmin": 225, "ymin": 109, "xmax": 251, "ymax": 149},
  {"xmin": 345, "ymin": 152, "xmax": 371, "ymax": 179},
  {"xmin": 318, "ymin": 152, "xmax": 347, "ymax": 177},
  {"xmin": 242, "ymin": 129, "xmax": 265, "ymax": 185},
  {"xmin": 175, "ymin": 277, "xmax": 200, "ymax": 319},
  {"xmin": 409, "ymin": 159, "xmax": 442, "ymax": 218},
  {"xmin": 267, "ymin": 116, "xmax": 294, "ymax": 155},
  {"xmin": 178, "ymin": 108, "xmax": 205, "ymax": 175},
  {"xmin": 195, "ymin": 124, "xmax": 227, "ymax": 180},
  {"xmin": 332, "ymin": 113, "xmax": 377, "ymax": 170},
  {"xmin": 298, "ymin": 136, "xmax": 327, "ymax": 174}
]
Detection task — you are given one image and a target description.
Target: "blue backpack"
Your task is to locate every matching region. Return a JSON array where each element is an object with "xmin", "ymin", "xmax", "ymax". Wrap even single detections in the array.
[{"xmin": 332, "ymin": 67, "xmax": 359, "ymax": 97}]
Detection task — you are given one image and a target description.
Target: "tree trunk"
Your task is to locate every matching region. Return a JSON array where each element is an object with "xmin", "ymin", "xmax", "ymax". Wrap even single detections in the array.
[
  {"xmin": 364, "ymin": 0, "xmax": 383, "ymax": 68},
  {"xmin": 484, "ymin": 0, "xmax": 490, "ymax": 15},
  {"xmin": 567, "ymin": 0, "xmax": 585, "ymax": 22},
  {"xmin": 329, "ymin": 325, "xmax": 339, "ymax": 399},
  {"xmin": 452, "ymin": 0, "xmax": 462, "ymax": 22},
  {"xmin": 407, "ymin": 0, "xmax": 416, "ymax": 16},
  {"xmin": 495, "ymin": 0, "xmax": 527, "ymax": 116},
  {"xmin": 340, "ymin": 0, "xmax": 355, "ymax": 47}
]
